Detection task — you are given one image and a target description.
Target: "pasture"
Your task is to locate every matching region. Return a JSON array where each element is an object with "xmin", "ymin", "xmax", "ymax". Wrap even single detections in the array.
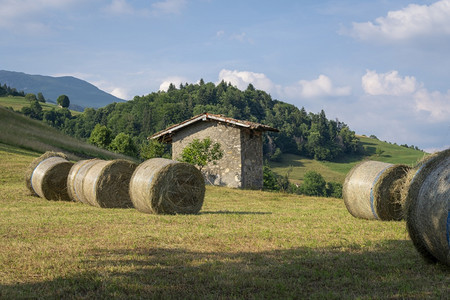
[
  {"xmin": 270, "ymin": 135, "xmax": 426, "ymax": 185},
  {"xmin": 0, "ymin": 96, "xmax": 81, "ymax": 115},
  {"xmin": 0, "ymin": 143, "xmax": 448, "ymax": 299}
]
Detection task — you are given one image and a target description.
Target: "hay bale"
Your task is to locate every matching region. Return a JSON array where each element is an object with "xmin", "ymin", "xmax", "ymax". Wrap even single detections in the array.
[
  {"xmin": 130, "ymin": 158, "xmax": 205, "ymax": 214},
  {"xmin": 25, "ymin": 151, "xmax": 69, "ymax": 196},
  {"xmin": 403, "ymin": 149, "xmax": 450, "ymax": 266},
  {"xmin": 25, "ymin": 152, "xmax": 73, "ymax": 201},
  {"xmin": 67, "ymin": 159, "xmax": 99, "ymax": 205},
  {"xmin": 67, "ymin": 159, "xmax": 137, "ymax": 208},
  {"xmin": 343, "ymin": 161, "xmax": 410, "ymax": 221}
]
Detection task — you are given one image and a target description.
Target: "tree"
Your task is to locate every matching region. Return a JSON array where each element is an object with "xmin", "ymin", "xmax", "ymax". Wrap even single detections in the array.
[
  {"xmin": 140, "ymin": 139, "xmax": 168, "ymax": 160},
  {"xmin": 57, "ymin": 95, "xmax": 70, "ymax": 108},
  {"xmin": 37, "ymin": 92, "xmax": 46, "ymax": 103},
  {"xmin": 179, "ymin": 137, "xmax": 224, "ymax": 170},
  {"xmin": 299, "ymin": 171, "xmax": 326, "ymax": 196},
  {"xmin": 25, "ymin": 93, "xmax": 37, "ymax": 101},
  {"xmin": 375, "ymin": 147, "xmax": 385, "ymax": 157},
  {"xmin": 89, "ymin": 124, "xmax": 112, "ymax": 148},
  {"xmin": 22, "ymin": 100, "xmax": 43, "ymax": 120},
  {"xmin": 109, "ymin": 133, "xmax": 137, "ymax": 156},
  {"xmin": 270, "ymin": 147, "xmax": 283, "ymax": 162}
]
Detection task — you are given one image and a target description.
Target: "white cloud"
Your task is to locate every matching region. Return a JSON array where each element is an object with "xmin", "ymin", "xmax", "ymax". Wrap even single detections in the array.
[
  {"xmin": 159, "ymin": 76, "xmax": 188, "ymax": 91},
  {"xmin": 53, "ymin": 72, "xmax": 130, "ymax": 100},
  {"xmin": 348, "ymin": 0, "xmax": 450, "ymax": 42},
  {"xmin": 361, "ymin": 69, "xmax": 450, "ymax": 123},
  {"xmin": 414, "ymin": 88, "xmax": 450, "ymax": 122},
  {"xmin": 109, "ymin": 87, "xmax": 129, "ymax": 100},
  {"xmin": 362, "ymin": 70, "xmax": 419, "ymax": 96},
  {"xmin": 218, "ymin": 69, "xmax": 275, "ymax": 92},
  {"xmin": 283, "ymin": 74, "xmax": 352, "ymax": 98}
]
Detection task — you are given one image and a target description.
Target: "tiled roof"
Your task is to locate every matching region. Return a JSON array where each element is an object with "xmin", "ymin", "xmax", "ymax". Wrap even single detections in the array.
[{"xmin": 149, "ymin": 113, "xmax": 278, "ymax": 141}]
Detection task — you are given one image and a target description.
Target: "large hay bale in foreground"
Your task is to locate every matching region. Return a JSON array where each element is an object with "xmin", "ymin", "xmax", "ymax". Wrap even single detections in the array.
[
  {"xmin": 403, "ymin": 149, "xmax": 450, "ymax": 266},
  {"xmin": 67, "ymin": 159, "xmax": 137, "ymax": 208},
  {"xmin": 25, "ymin": 152, "xmax": 73, "ymax": 201},
  {"xmin": 343, "ymin": 161, "xmax": 410, "ymax": 221},
  {"xmin": 130, "ymin": 158, "xmax": 205, "ymax": 214}
]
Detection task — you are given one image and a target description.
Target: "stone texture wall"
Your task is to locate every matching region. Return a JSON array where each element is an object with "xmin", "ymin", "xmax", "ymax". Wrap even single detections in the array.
[
  {"xmin": 241, "ymin": 129, "xmax": 263, "ymax": 189},
  {"xmin": 172, "ymin": 121, "xmax": 243, "ymax": 188},
  {"xmin": 171, "ymin": 120, "xmax": 264, "ymax": 189}
]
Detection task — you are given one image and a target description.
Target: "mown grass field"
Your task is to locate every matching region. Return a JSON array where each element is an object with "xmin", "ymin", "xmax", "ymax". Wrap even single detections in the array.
[
  {"xmin": 270, "ymin": 135, "xmax": 427, "ymax": 185},
  {"xmin": 0, "ymin": 143, "xmax": 448, "ymax": 299}
]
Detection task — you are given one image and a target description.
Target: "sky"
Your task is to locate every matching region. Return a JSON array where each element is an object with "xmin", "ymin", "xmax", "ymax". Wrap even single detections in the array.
[{"xmin": 1, "ymin": 0, "xmax": 449, "ymax": 152}]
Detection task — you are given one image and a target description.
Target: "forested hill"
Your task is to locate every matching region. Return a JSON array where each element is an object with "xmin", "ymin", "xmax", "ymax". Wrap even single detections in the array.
[{"xmin": 56, "ymin": 80, "xmax": 359, "ymax": 161}]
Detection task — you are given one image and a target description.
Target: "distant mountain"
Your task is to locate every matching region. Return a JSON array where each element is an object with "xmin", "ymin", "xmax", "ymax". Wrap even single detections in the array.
[{"xmin": 0, "ymin": 70, "xmax": 125, "ymax": 110}]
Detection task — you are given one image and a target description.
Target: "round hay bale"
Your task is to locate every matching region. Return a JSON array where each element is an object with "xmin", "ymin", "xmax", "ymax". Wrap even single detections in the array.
[
  {"xmin": 67, "ymin": 159, "xmax": 137, "ymax": 208},
  {"xmin": 343, "ymin": 160, "xmax": 410, "ymax": 221},
  {"xmin": 28, "ymin": 155, "xmax": 73, "ymax": 201},
  {"xmin": 67, "ymin": 159, "xmax": 99, "ymax": 205},
  {"xmin": 130, "ymin": 158, "xmax": 205, "ymax": 214},
  {"xmin": 403, "ymin": 148, "xmax": 450, "ymax": 266},
  {"xmin": 25, "ymin": 151, "xmax": 68, "ymax": 196}
]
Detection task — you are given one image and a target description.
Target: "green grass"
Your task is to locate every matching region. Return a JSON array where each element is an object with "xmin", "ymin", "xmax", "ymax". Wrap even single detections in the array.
[
  {"xmin": 0, "ymin": 96, "xmax": 81, "ymax": 115},
  {"xmin": 0, "ymin": 106, "xmax": 134, "ymax": 161},
  {"xmin": 270, "ymin": 135, "xmax": 427, "ymax": 185},
  {"xmin": 0, "ymin": 144, "xmax": 448, "ymax": 299}
]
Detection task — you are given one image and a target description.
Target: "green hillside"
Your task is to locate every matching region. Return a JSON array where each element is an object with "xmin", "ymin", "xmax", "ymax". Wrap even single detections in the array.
[
  {"xmin": 0, "ymin": 96, "xmax": 81, "ymax": 115},
  {"xmin": 0, "ymin": 106, "xmax": 134, "ymax": 161},
  {"xmin": 270, "ymin": 135, "xmax": 427, "ymax": 185}
]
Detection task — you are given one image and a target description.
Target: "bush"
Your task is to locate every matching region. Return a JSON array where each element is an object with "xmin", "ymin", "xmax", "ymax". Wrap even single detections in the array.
[
  {"xmin": 326, "ymin": 182, "xmax": 343, "ymax": 198},
  {"xmin": 109, "ymin": 133, "xmax": 137, "ymax": 157},
  {"xmin": 299, "ymin": 171, "xmax": 326, "ymax": 196},
  {"xmin": 89, "ymin": 124, "xmax": 112, "ymax": 149},
  {"xmin": 179, "ymin": 137, "xmax": 224, "ymax": 170},
  {"xmin": 263, "ymin": 165, "xmax": 279, "ymax": 191},
  {"xmin": 140, "ymin": 139, "xmax": 169, "ymax": 160}
]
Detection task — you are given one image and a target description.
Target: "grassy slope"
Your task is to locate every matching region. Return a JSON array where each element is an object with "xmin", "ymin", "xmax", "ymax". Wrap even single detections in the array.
[
  {"xmin": 270, "ymin": 135, "xmax": 427, "ymax": 185},
  {"xmin": 0, "ymin": 96, "xmax": 81, "ymax": 115},
  {"xmin": 0, "ymin": 106, "xmax": 134, "ymax": 161},
  {"xmin": 0, "ymin": 144, "xmax": 448, "ymax": 299}
]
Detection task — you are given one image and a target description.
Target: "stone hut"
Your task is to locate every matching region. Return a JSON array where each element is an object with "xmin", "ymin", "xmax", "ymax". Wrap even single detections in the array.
[{"xmin": 149, "ymin": 113, "xmax": 278, "ymax": 189}]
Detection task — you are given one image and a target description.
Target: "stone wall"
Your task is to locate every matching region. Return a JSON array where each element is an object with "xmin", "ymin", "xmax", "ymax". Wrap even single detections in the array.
[
  {"xmin": 241, "ymin": 129, "xmax": 263, "ymax": 189},
  {"xmin": 171, "ymin": 120, "xmax": 243, "ymax": 188}
]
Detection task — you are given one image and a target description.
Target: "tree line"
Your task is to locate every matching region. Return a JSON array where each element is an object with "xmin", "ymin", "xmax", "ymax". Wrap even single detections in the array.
[
  {"xmin": 17, "ymin": 79, "xmax": 361, "ymax": 161},
  {"xmin": 0, "ymin": 83, "xmax": 26, "ymax": 97}
]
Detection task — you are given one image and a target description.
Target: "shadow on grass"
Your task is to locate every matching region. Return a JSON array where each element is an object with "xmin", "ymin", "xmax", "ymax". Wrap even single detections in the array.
[
  {"xmin": 201, "ymin": 210, "xmax": 272, "ymax": 215},
  {"xmin": 1, "ymin": 240, "xmax": 448, "ymax": 299}
]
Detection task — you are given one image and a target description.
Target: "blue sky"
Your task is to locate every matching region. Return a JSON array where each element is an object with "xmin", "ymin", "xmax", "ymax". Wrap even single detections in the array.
[{"xmin": 1, "ymin": 0, "xmax": 449, "ymax": 152}]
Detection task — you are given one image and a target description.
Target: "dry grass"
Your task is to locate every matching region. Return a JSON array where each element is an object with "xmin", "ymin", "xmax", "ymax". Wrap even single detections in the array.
[{"xmin": 0, "ymin": 143, "xmax": 448, "ymax": 299}]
